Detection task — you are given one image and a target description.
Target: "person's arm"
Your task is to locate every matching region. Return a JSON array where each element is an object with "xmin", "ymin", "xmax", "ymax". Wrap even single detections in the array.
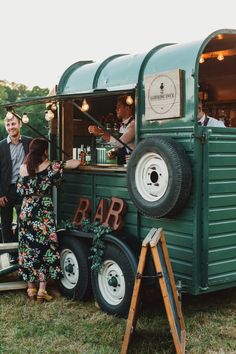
[
  {"xmin": 19, "ymin": 164, "xmax": 28, "ymax": 177},
  {"xmin": 88, "ymin": 125, "xmax": 111, "ymax": 142},
  {"xmin": 64, "ymin": 159, "xmax": 81, "ymax": 169}
]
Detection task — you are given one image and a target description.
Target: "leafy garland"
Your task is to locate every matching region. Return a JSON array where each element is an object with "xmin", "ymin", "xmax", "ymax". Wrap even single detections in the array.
[{"xmin": 59, "ymin": 219, "xmax": 112, "ymax": 272}]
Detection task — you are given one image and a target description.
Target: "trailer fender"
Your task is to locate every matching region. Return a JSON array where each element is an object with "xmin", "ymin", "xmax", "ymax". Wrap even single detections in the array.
[{"xmin": 127, "ymin": 137, "xmax": 192, "ymax": 218}]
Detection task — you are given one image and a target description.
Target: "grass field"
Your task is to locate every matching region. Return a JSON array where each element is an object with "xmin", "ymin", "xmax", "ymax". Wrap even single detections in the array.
[{"xmin": 0, "ymin": 277, "xmax": 235, "ymax": 354}]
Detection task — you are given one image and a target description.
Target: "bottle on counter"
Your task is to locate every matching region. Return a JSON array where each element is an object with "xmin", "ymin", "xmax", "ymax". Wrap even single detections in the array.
[
  {"xmin": 113, "ymin": 122, "xmax": 120, "ymax": 138},
  {"xmin": 77, "ymin": 148, "xmax": 81, "ymax": 163},
  {"xmin": 85, "ymin": 146, "xmax": 92, "ymax": 165},
  {"xmin": 80, "ymin": 145, "xmax": 86, "ymax": 165},
  {"xmin": 73, "ymin": 148, "xmax": 77, "ymax": 159}
]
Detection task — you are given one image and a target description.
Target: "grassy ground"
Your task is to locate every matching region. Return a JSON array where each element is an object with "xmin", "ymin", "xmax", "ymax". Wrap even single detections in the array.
[{"xmin": 0, "ymin": 276, "xmax": 235, "ymax": 354}]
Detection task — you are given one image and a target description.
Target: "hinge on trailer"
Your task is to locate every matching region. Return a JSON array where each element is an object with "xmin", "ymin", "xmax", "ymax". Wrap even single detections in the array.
[{"xmin": 192, "ymin": 133, "xmax": 206, "ymax": 144}]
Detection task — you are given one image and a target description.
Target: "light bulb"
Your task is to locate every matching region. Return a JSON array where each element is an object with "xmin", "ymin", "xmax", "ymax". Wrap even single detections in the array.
[
  {"xmin": 81, "ymin": 99, "xmax": 89, "ymax": 112},
  {"xmin": 126, "ymin": 96, "xmax": 133, "ymax": 105},
  {"xmin": 5, "ymin": 111, "xmax": 14, "ymax": 120},
  {"xmin": 199, "ymin": 56, "xmax": 205, "ymax": 64},
  {"xmin": 22, "ymin": 113, "xmax": 29, "ymax": 124},
  {"xmin": 45, "ymin": 110, "xmax": 54, "ymax": 121},
  {"xmin": 217, "ymin": 52, "xmax": 224, "ymax": 61},
  {"xmin": 45, "ymin": 111, "xmax": 49, "ymax": 121}
]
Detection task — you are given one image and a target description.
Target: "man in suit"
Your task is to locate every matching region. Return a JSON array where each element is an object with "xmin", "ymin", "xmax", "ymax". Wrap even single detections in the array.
[{"xmin": 0, "ymin": 113, "xmax": 32, "ymax": 243}]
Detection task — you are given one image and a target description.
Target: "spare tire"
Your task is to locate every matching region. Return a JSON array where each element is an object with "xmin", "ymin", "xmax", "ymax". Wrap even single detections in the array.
[{"xmin": 127, "ymin": 137, "xmax": 192, "ymax": 218}]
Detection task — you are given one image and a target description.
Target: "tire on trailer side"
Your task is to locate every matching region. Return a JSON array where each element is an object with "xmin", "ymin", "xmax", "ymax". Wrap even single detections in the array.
[
  {"xmin": 91, "ymin": 243, "xmax": 136, "ymax": 318},
  {"xmin": 58, "ymin": 236, "xmax": 91, "ymax": 300},
  {"xmin": 127, "ymin": 137, "xmax": 192, "ymax": 218}
]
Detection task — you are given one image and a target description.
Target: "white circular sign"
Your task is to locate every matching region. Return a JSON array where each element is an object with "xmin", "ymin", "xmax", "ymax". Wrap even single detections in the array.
[{"xmin": 148, "ymin": 74, "xmax": 177, "ymax": 114}]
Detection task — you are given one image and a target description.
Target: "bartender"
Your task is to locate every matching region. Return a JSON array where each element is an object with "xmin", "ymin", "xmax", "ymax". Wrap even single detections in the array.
[{"xmin": 88, "ymin": 95, "xmax": 135, "ymax": 164}]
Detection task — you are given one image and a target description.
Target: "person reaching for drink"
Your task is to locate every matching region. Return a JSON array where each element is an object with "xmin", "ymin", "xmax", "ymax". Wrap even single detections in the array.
[{"xmin": 17, "ymin": 137, "xmax": 81, "ymax": 302}]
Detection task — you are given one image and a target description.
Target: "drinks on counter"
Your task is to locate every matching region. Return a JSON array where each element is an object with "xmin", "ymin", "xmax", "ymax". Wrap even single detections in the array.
[
  {"xmin": 73, "ymin": 141, "xmax": 118, "ymax": 166},
  {"xmin": 72, "ymin": 145, "xmax": 92, "ymax": 165}
]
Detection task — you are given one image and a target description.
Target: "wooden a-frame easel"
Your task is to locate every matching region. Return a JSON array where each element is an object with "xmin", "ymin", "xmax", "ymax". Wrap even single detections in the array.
[{"xmin": 121, "ymin": 228, "xmax": 186, "ymax": 354}]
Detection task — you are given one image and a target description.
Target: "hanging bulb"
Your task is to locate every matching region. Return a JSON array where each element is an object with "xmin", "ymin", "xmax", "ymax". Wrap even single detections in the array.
[
  {"xmin": 126, "ymin": 95, "xmax": 133, "ymax": 105},
  {"xmin": 5, "ymin": 110, "xmax": 14, "ymax": 120},
  {"xmin": 217, "ymin": 52, "xmax": 224, "ymax": 61},
  {"xmin": 22, "ymin": 113, "xmax": 29, "ymax": 124},
  {"xmin": 81, "ymin": 99, "xmax": 89, "ymax": 112},
  {"xmin": 45, "ymin": 111, "xmax": 49, "ymax": 121},
  {"xmin": 217, "ymin": 34, "xmax": 223, "ymax": 40},
  {"xmin": 45, "ymin": 110, "xmax": 54, "ymax": 121},
  {"xmin": 199, "ymin": 55, "xmax": 205, "ymax": 64}
]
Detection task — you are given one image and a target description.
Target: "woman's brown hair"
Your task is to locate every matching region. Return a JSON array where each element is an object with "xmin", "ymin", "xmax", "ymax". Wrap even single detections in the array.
[{"xmin": 24, "ymin": 138, "xmax": 48, "ymax": 177}]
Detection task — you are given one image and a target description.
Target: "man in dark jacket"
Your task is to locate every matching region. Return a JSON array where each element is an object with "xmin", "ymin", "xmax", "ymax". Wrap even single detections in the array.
[{"xmin": 0, "ymin": 113, "xmax": 31, "ymax": 243}]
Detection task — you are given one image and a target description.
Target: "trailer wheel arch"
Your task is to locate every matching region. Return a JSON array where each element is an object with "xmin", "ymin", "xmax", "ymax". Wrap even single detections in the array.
[{"xmin": 127, "ymin": 136, "xmax": 192, "ymax": 218}]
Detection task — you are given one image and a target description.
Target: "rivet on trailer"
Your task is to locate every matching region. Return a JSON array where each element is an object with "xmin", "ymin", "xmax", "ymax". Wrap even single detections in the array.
[{"xmin": 2, "ymin": 29, "xmax": 236, "ymax": 317}]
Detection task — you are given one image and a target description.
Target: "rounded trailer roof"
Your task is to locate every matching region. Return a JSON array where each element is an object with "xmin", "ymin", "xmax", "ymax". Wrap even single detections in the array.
[{"xmin": 57, "ymin": 29, "xmax": 236, "ymax": 97}]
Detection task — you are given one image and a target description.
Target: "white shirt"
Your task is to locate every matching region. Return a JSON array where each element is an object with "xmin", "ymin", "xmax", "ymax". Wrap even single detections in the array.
[
  {"xmin": 109, "ymin": 116, "xmax": 135, "ymax": 151},
  {"xmin": 7, "ymin": 135, "xmax": 25, "ymax": 183},
  {"xmin": 198, "ymin": 114, "xmax": 225, "ymax": 127}
]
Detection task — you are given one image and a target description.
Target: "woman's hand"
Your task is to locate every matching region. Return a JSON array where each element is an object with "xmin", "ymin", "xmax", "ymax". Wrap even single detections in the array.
[
  {"xmin": 88, "ymin": 125, "xmax": 104, "ymax": 136},
  {"xmin": 0, "ymin": 196, "xmax": 8, "ymax": 207}
]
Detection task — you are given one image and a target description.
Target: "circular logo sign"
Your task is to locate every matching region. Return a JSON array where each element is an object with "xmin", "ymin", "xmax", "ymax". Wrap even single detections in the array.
[{"xmin": 148, "ymin": 74, "xmax": 177, "ymax": 114}]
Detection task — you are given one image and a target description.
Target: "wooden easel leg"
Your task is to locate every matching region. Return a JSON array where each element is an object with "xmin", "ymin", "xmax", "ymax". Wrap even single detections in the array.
[{"xmin": 121, "ymin": 245, "xmax": 149, "ymax": 354}]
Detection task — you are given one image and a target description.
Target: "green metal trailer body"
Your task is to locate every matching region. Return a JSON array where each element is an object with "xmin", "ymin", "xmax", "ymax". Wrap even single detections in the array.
[
  {"xmin": 3, "ymin": 29, "xmax": 235, "ymax": 315},
  {"xmin": 55, "ymin": 29, "xmax": 236, "ymax": 298}
]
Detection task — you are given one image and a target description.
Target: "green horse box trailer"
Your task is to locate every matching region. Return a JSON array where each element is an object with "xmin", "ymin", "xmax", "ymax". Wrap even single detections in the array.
[{"xmin": 5, "ymin": 29, "xmax": 236, "ymax": 317}]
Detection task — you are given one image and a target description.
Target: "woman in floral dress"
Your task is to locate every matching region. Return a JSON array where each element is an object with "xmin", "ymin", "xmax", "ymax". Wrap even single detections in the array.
[{"xmin": 17, "ymin": 138, "xmax": 80, "ymax": 302}]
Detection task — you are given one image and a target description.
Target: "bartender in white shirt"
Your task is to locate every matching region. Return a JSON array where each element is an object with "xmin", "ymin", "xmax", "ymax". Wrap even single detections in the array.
[
  {"xmin": 198, "ymin": 100, "xmax": 225, "ymax": 127},
  {"xmin": 88, "ymin": 95, "xmax": 135, "ymax": 164}
]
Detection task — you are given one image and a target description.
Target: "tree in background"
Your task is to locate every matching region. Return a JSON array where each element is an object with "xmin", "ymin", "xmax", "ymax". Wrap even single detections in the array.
[{"xmin": 0, "ymin": 80, "xmax": 49, "ymax": 140}]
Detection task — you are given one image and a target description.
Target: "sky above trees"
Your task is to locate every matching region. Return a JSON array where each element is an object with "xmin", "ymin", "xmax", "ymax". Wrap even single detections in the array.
[{"xmin": 0, "ymin": 0, "xmax": 235, "ymax": 89}]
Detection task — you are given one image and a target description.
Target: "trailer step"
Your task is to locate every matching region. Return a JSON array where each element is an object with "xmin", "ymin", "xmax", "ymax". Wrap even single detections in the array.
[
  {"xmin": 0, "ymin": 281, "xmax": 27, "ymax": 292},
  {"xmin": 0, "ymin": 243, "xmax": 18, "ymax": 253}
]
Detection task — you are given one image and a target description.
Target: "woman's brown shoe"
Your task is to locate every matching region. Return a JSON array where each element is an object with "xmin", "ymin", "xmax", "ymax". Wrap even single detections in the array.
[
  {"xmin": 27, "ymin": 287, "xmax": 37, "ymax": 302},
  {"xmin": 37, "ymin": 290, "xmax": 53, "ymax": 303}
]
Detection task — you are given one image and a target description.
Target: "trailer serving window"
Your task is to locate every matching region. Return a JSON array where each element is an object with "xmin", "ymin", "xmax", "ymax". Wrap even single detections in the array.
[{"xmin": 60, "ymin": 92, "xmax": 136, "ymax": 166}]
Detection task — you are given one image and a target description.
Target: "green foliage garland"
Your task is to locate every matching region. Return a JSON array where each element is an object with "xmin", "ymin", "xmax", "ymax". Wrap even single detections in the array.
[{"xmin": 59, "ymin": 219, "xmax": 112, "ymax": 272}]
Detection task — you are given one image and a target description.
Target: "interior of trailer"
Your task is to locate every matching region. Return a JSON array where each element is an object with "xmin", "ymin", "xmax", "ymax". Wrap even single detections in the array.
[
  {"xmin": 198, "ymin": 33, "xmax": 236, "ymax": 127},
  {"xmin": 60, "ymin": 92, "xmax": 135, "ymax": 163}
]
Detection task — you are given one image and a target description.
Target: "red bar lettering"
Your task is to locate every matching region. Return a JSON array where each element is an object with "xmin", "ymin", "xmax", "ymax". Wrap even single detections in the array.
[
  {"xmin": 103, "ymin": 197, "xmax": 127, "ymax": 231},
  {"xmin": 73, "ymin": 198, "xmax": 91, "ymax": 225},
  {"xmin": 93, "ymin": 198, "xmax": 109, "ymax": 223}
]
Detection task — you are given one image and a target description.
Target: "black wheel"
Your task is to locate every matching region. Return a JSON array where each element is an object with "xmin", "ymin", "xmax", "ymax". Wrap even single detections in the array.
[
  {"xmin": 91, "ymin": 243, "xmax": 136, "ymax": 318},
  {"xmin": 58, "ymin": 237, "xmax": 91, "ymax": 300},
  {"xmin": 127, "ymin": 137, "xmax": 192, "ymax": 218}
]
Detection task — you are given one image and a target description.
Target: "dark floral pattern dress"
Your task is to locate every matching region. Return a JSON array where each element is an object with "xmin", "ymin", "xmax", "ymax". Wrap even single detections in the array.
[{"xmin": 16, "ymin": 161, "xmax": 65, "ymax": 283}]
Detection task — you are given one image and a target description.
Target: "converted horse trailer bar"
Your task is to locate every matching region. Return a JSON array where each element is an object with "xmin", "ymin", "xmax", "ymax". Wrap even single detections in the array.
[{"xmin": 4, "ymin": 29, "xmax": 236, "ymax": 317}]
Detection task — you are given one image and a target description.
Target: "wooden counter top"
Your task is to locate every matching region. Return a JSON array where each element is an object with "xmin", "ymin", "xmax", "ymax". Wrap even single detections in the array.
[{"xmin": 72, "ymin": 165, "xmax": 127, "ymax": 173}]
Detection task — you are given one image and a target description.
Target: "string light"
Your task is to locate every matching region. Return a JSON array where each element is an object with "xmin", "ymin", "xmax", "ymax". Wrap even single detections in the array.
[
  {"xmin": 22, "ymin": 113, "xmax": 29, "ymax": 124},
  {"xmin": 217, "ymin": 52, "xmax": 224, "ymax": 61},
  {"xmin": 81, "ymin": 99, "xmax": 89, "ymax": 112},
  {"xmin": 126, "ymin": 96, "xmax": 133, "ymax": 105},
  {"xmin": 199, "ymin": 56, "xmax": 205, "ymax": 64},
  {"xmin": 5, "ymin": 110, "xmax": 14, "ymax": 120},
  {"xmin": 45, "ymin": 110, "xmax": 54, "ymax": 121}
]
